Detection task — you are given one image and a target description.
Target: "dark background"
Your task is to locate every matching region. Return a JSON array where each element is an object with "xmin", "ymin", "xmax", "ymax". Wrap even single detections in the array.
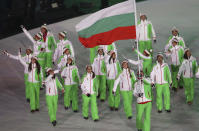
[{"xmin": 0, "ymin": 0, "xmax": 144, "ymax": 39}]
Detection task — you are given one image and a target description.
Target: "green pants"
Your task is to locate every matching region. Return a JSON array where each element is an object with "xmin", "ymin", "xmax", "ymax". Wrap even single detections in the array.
[
  {"xmin": 121, "ymin": 91, "xmax": 133, "ymax": 118},
  {"xmin": 45, "ymin": 52, "xmax": 53, "ymax": 68},
  {"xmin": 64, "ymin": 84, "xmax": 79, "ymax": 111},
  {"xmin": 143, "ymin": 61, "xmax": 152, "ymax": 77},
  {"xmin": 90, "ymin": 48, "xmax": 96, "ymax": 64},
  {"xmin": 96, "ymin": 75, "xmax": 106, "ymax": 100},
  {"xmin": 156, "ymin": 83, "xmax": 170, "ymax": 110},
  {"xmin": 82, "ymin": 94, "xmax": 99, "ymax": 120},
  {"xmin": 138, "ymin": 40, "xmax": 152, "ymax": 54},
  {"xmin": 46, "ymin": 95, "xmax": 58, "ymax": 122},
  {"xmin": 107, "ymin": 80, "xmax": 120, "ymax": 108},
  {"xmin": 171, "ymin": 65, "xmax": 180, "ymax": 89},
  {"xmin": 136, "ymin": 102, "xmax": 152, "ymax": 131},
  {"xmin": 29, "ymin": 82, "xmax": 40, "ymax": 110},
  {"xmin": 183, "ymin": 78, "xmax": 194, "ymax": 103},
  {"xmin": 24, "ymin": 74, "xmax": 30, "ymax": 99}
]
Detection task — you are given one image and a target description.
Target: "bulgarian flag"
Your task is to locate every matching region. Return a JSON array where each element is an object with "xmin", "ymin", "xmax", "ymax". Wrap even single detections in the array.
[{"xmin": 76, "ymin": 0, "xmax": 137, "ymax": 48}]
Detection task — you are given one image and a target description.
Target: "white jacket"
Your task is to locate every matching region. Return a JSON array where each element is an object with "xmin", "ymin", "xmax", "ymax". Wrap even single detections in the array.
[
  {"xmin": 53, "ymin": 40, "xmax": 74, "ymax": 62},
  {"xmin": 106, "ymin": 59, "xmax": 120, "ymax": 80},
  {"xmin": 137, "ymin": 20, "xmax": 156, "ymax": 41},
  {"xmin": 134, "ymin": 78, "xmax": 152, "ymax": 104},
  {"xmin": 150, "ymin": 62, "xmax": 172, "ymax": 85},
  {"xmin": 165, "ymin": 45, "xmax": 184, "ymax": 66},
  {"xmin": 57, "ymin": 54, "xmax": 71, "ymax": 70},
  {"xmin": 178, "ymin": 56, "xmax": 198, "ymax": 78},
  {"xmin": 167, "ymin": 36, "xmax": 186, "ymax": 48},
  {"xmin": 45, "ymin": 74, "xmax": 63, "ymax": 96},
  {"xmin": 19, "ymin": 56, "xmax": 43, "ymax": 83},
  {"xmin": 61, "ymin": 65, "xmax": 80, "ymax": 85},
  {"xmin": 81, "ymin": 73, "xmax": 96, "ymax": 95},
  {"xmin": 113, "ymin": 69, "xmax": 136, "ymax": 92},
  {"xmin": 92, "ymin": 55, "xmax": 106, "ymax": 75}
]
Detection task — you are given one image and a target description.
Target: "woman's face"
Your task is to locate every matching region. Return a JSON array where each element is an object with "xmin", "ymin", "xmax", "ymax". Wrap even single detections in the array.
[
  {"xmin": 31, "ymin": 58, "xmax": 36, "ymax": 63},
  {"xmin": 49, "ymin": 70, "xmax": 54, "ymax": 75},
  {"xmin": 87, "ymin": 66, "xmax": 92, "ymax": 73},
  {"xmin": 172, "ymin": 41, "xmax": 177, "ymax": 47},
  {"xmin": 172, "ymin": 30, "xmax": 178, "ymax": 36},
  {"xmin": 64, "ymin": 49, "xmax": 70, "ymax": 55},
  {"xmin": 98, "ymin": 49, "xmax": 103, "ymax": 55},
  {"xmin": 140, "ymin": 15, "xmax": 147, "ymax": 21},
  {"xmin": 112, "ymin": 53, "xmax": 116, "ymax": 59},
  {"xmin": 186, "ymin": 50, "xmax": 191, "ymax": 58},
  {"xmin": 122, "ymin": 62, "xmax": 128, "ymax": 69}
]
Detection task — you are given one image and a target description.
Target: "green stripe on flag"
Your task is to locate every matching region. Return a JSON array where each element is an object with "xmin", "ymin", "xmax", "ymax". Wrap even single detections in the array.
[{"xmin": 78, "ymin": 13, "xmax": 135, "ymax": 38}]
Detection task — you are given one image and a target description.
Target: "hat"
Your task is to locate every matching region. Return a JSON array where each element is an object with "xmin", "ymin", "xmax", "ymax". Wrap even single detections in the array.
[
  {"xmin": 144, "ymin": 49, "xmax": 150, "ymax": 55},
  {"xmin": 157, "ymin": 52, "xmax": 164, "ymax": 58},
  {"xmin": 140, "ymin": 12, "xmax": 147, "ymax": 17},
  {"xmin": 31, "ymin": 55, "xmax": 38, "ymax": 60},
  {"xmin": 46, "ymin": 68, "xmax": 52, "ymax": 72},
  {"xmin": 35, "ymin": 33, "xmax": 42, "ymax": 39},
  {"xmin": 184, "ymin": 48, "xmax": 190, "ymax": 52},
  {"xmin": 59, "ymin": 31, "xmax": 67, "ymax": 37},
  {"xmin": 172, "ymin": 38, "xmax": 179, "ymax": 43},
  {"xmin": 122, "ymin": 60, "xmax": 128, "ymax": 64},
  {"xmin": 172, "ymin": 26, "xmax": 178, "ymax": 31},
  {"xmin": 97, "ymin": 47, "xmax": 103, "ymax": 51},
  {"xmin": 27, "ymin": 46, "xmax": 33, "ymax": 51},
  {"xmin": 41, "ymin": 24, "xmax": 47, "ymax": 30}
]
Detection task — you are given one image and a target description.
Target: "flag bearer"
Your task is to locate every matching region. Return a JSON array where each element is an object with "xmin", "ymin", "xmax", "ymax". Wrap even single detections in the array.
[
  {"xmin": 44, "ymin": 68, "xmax": 64, "ymax": 126},
  {"xmin": 61, "ymin": 57, "xmax": 80, "ymax": 112},
  {"xmin": 137, "ymin": 14, "xmax": 156, "ymax": 53},
  {"xmin": 81, "ymin": 65, "xmax": 99, "ymax": 121},
  {"xmin": 150, "ymin": 52, "xmax": 172, "ymax": 113},
  {"xmin": 177, "ymin": 48, "xmax": 198, "ymax": 105},
  {"xmin": 106, "ymin": 51, "xmax": 122, "ymax": 111},
  {"xmin": 113, "ymin": 61, "xmax": 136, "ymax": 119},
  {"xmin": 134, "ymin": 71, "xmax": 152, "ymax": 131}
]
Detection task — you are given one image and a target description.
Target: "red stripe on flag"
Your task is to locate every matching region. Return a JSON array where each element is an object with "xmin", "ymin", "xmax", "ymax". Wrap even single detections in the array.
[{"xmin": 78, "ymin": 25, "xmax": 136, "ymax": 48}]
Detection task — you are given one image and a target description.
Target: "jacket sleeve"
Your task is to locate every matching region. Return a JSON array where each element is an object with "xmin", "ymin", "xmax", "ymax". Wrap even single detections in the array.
[
  {"xmin": 18, "ymin": 54, "xmax": 28, "ymax": 68},
  {"xmin": 61, "ymin": 68, "xmax": 66, "ymax": 77},
  {"xmin": 133, "ymin": 82, "xmax": 139, "ymax": 97},
  {"xmin": 193, "ymin": 59, "xmax": 198, "ymax": 76},
  {"xmin": 22, "ymin": 27, "xmax": 35, "ymax": 45},
  {"xmin": 56, "ymin": 77, "xmax": 63, "ymax": 90},
  {"xmin": 166, "ymin": 65, "xmax": 172, "ymax": 84},
  {"xmin": 135, "ymin": 49, "xmax": 151, "ymax": 59},
  {"xmin": 101, "ymin": 60, "xmax": 107, "ymax": 74},
  {"xmin": 150, "ymin": 22, "xmax": 156, "ymax": 39},
  {"xmin": 131, "ymin": 71, "xmax": 137, "ymax": 88},
  {"xmin": 113, "ymin": 74, "xmax": 121, "ymax": 92},
  {"xmin": 178, "ymin": 61, "xmax": 185, "ymax": 78},
  {"xmin": 45, "ymin": 74, "xmax": 53, "ymax": 83},
  {"xmin": 7, "ymin": 53, "xmax": 19, "ymax": 60},
  {"xmin": 150, "ymin": 66, "xmax": 156, "ymax": 84},
  {"xmin": 53, "ymin": 48, "xmax": 58, "ymax": 62}
]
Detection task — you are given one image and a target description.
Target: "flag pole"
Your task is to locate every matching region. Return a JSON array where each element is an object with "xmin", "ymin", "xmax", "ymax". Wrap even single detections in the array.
[{"xmin": 131, "ymin": 0, "xmax": 140, "ymax": 74}]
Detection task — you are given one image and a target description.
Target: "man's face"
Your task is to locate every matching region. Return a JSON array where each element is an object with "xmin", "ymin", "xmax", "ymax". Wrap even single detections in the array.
[
  {"xmin": 26, "ymin": 49, "xmax": 31, "ymax": 55},
  {"xmin": 172, "ymin": 30, "xmax": 178, "ymax": 36},
  {"xmin": 59, "ymin": 34, "xmax": 64, "ymax": 40},
  {"xmin": 157, "ymin": 55, "xmax": 163, "ymax": 63},
  {"xmin": 41, "ymin": 28, "xmax": 46, "ymax": 34},
  {"xmin": 122, "ymin": 62, "xmax": 128, "ymax": 69},
  {"xmin": 87, "ymin": 66, "xmax": 92, "ymax": 73},
  {"xmin": 140, "ymin": 15, "xmax": 147, "ymax": 21}
]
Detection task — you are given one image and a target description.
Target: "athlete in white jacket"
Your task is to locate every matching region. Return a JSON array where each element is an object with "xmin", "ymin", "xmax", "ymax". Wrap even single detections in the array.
[
  {"xmin": 19, "ymin": 54, "xmax": 43, "ymax": 113},
  {"xmin": 165, "ymin": 38, "xmax": 184, "ymax": 91},
  {"xmin": 113, "ymin": 61, "xmax": 136, "ymax": 119},
  {"xmin": 61, "ymin": 57, "xmax": 80, "ymax": 112},
  {"xmin": 44, "ymin": 68, "xmax": 64, "ymax": 126},
  {"xmin": 177, "ymin": 48, "xmax": 198, "ymax": 105},
  {"xmin": 53, "ymin": 31, "xmax": 75, "ymax": 64},
  {"xmin": 57, "ymin": 48, "xmax": 72, "ymax": 70},
  {"xmin": 134, "ymin": 71, "xmax": 152, "ymax": 131},
  {"xmin": 3, "ymin": 48, "xmax": 33, "ymax": 102},
  {"xmin": 137, "ymin": 14, "xmax": 156, "ymax": 53},
  {"xmin": 81, "ymin": 65, "xmax": 99, "ymax": 121},
  {"xmin": 150, "ymin": 53, "xmax": 172, "ymax": 113}
]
